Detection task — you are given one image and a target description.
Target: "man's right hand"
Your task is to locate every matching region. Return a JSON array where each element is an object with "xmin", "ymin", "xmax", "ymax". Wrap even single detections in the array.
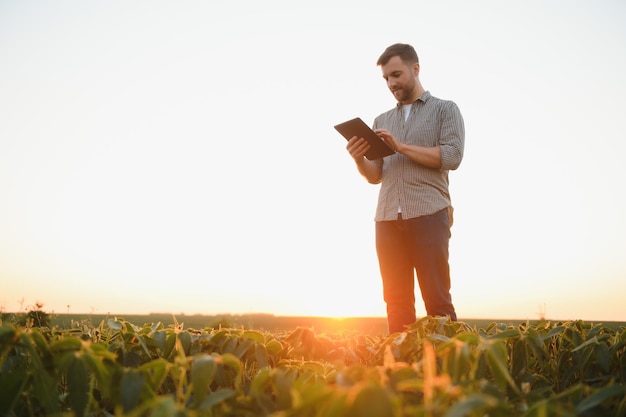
[
  {"xmin": 346, "ymin": 136, "xmax": 371, "ymax": 161},
  {"xmin": 346, "ymin": 136, "xmax": 382, "ymax": 184}
]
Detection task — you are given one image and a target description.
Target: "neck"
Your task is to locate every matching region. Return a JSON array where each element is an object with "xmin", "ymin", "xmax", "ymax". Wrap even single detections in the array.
[{"xmin": 402, "ymin": 82, "xmax": 425, "ymax": 105}]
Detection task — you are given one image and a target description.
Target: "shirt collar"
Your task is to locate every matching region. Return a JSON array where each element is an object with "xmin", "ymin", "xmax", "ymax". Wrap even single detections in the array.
[{"xmin": 396, "ymin": 90, "xmax": 431, "ymax": 107}]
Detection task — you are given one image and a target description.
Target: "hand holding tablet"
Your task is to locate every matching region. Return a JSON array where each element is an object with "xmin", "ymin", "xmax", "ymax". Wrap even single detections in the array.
[{"xmin": 334, "ymin": 117, "xmax": 395, "ymax": 160}]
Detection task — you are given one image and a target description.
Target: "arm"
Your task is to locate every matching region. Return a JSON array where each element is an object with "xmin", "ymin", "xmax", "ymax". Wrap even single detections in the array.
[
  {"xmin": 376, "ymin": 130, "xmax": 442, "ymax": 168},
  {"xmin": 375, "ymin": 101, "xmax": 464, "ymax": 170},
  {"xmin": 346, "ymin": 136, "xmax": 383, "ymax": 184},
  {"xmin": 399, "ymin": 144, "xmax": 442, "ymax": 168}
]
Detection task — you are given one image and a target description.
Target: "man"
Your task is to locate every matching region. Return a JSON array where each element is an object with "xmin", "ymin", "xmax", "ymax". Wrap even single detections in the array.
[{"xmin": 346, "ymin": 43, "xmax": 465, "ymax": 334}]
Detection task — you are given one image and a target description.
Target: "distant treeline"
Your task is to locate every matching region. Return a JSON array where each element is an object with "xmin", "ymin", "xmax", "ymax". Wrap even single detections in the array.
[{"xmin": 3, "ymin": 311, "xmax": 622, "ymax": 336}]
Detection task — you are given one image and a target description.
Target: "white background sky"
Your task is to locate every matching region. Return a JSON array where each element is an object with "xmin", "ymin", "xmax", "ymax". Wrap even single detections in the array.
[{"xmin": 1, "ymin": 1, "xmax": 625, "ymax": 322}]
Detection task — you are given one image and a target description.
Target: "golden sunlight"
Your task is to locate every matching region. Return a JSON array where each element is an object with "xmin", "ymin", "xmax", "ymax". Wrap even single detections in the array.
[{"xmin": 286, "ymin": 292, "xmax": 384, "ymax": 319}]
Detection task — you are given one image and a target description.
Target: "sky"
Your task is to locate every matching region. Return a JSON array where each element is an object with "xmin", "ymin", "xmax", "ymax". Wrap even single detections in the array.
[{"xmin": 1, "ymin": 1, "xmax": 625, "ymax": 322}]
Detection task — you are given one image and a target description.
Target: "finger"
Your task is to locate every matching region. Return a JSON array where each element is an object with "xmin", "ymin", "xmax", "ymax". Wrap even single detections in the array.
[
  {"xmin": 348, "ymin": 140, "xmax": 370, "ymax": 158},
  {"xmin": 347, "ymin": 137, "xmax": 365, "ymax": 150}
]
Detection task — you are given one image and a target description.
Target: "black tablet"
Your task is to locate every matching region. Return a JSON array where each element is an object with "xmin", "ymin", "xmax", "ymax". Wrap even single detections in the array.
[{"xmin": 334, "ymin": 117, "xmax": 395, "ymax": 160}]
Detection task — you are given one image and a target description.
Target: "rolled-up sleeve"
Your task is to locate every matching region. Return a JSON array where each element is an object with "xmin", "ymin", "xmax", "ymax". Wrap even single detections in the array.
[{"xmin": 439, "ymin": 101, "xmax": 465, "ymax": 171}]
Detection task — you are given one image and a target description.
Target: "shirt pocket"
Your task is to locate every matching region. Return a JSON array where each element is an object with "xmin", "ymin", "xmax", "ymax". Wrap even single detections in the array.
[{"xmin": 409, "ymin": 118, "xmax": 441, "ymax": 147}]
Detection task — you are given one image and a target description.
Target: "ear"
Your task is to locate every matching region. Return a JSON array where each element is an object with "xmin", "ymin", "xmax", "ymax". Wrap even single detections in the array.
[{"xmin": 413, "ymin": 63, "xmax": 420, "ymax": 77}]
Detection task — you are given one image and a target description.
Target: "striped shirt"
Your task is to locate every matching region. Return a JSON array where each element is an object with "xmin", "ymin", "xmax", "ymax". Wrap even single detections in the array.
[{"xmin": 372, "ymin": 91, "xmax": 465, "ymax": 221}]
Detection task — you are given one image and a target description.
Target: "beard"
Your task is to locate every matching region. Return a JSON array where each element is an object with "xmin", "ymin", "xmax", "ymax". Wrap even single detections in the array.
[{"xmin": 392, "ymin": 79, "xmax": 416, "ymax": 103}]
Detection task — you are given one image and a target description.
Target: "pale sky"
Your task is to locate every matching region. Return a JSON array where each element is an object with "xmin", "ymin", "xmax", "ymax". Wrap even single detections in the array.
[{"xmin": 1, "ymin": 1, "xmax": 625, "ymax": 322}]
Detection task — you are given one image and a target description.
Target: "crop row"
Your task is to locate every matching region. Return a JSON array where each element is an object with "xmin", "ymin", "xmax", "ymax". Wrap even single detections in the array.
[{"xmin": 1, "ymin": 316, "xmax": 625, "ymax": 416}]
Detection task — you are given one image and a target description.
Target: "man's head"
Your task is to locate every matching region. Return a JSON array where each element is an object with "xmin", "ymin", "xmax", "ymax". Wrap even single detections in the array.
[
  {"xmin": 376, "ymin": 43, "xmax": 419, "ymax": 67},
  {"xmin": 377, "ymin": 43, "xmax": 423, "ymax": 104}
]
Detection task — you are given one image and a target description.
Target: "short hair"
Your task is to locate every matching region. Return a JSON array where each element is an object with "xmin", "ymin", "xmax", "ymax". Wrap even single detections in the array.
[{"xmin": 376, "ymin": 43, "xmax": 419, "ymax": 66}]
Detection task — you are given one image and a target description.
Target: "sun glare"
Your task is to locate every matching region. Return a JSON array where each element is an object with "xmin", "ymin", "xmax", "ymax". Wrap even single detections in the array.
[{"xmin": 286, "ymin": 294, "xmax": 385, "ymax": 319}]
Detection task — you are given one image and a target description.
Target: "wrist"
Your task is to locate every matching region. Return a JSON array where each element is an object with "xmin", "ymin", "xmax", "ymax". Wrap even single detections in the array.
[{"xmin": 354, "ymin": 155, "xmax": 367, "ymax": 165}]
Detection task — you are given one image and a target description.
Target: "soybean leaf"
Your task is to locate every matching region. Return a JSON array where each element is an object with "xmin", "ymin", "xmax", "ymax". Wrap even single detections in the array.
[
  {"xmin": 138, "ymin": 358, "xmax": 169, "ymax": 393},
  {"xmin": 542, "ymin": 325, "xmax": 565, "ymax": 341},
  {"xmin": 0, "ymin": 325, "xmax": 16, "ymax": 346},
  {"xmin": 254, "ymin": 342, "xmax": 269, "ymax": 368},
  {"xmin": 249, "ymin": 368, "xmax": 272, "ymax": 399},
  {"xmin": 199, "ymin": 388, "xmax": 237, "ymax": 410},
  {"xmin": 265, "ymin": 339, "xmax": 283, "ymax": 355},
  {"xmin": 428, "ymin": 333, "xmax": 450, "ymax": 343},
  {"xmin": 485, "ymin": 342, "xmax": 520, "ymax": 394},
  {"xmin": 67, "ymin": 356, "xmax": 90, "ymax": 417},
  {"xmin": 149, "ymin": 397, "xmax": 178, "ymax": 417},
  {"xmin": 242, "ymin": 330, "xmax": 265, "ymax": 344},
  {"xmin": 571, "ymin": 336, "xmax": 599, "ymax": 353},
  {"xmin": 346, "ymin": 382, "xmax": 395, "ymax": 417},
  {"xmin": 50, "ymin": 336, "xmax": 82, "ymax": 353},
  {"xmin": 107, "ymin": 319, "xmax": 123, "ymax": 330},
  {"xmin": 177, "ymin": 331, "xmax": 192, "ymax": 356},
  {"xmin": 153, "ymin": 330, "xmax": 166, "ymax": 353},
  {"xmin": 486, "ymin": 329, "xmax": 520, "ymax": 341},
  {"xmin": 594, "ymin": 342, "xmax": 610, "ymax": 373},
  {"xmin": 454, "ymin": 331, "xmax": 481, "ymax": 345},
  {"xmin": 511, "ymin": 339, "xmax": 527, "ymax": 377},
  {"xmin": 576, "ymin": 384, "xmax": 626, "ymax": 414},
  {"xmin": 234, "ymin": 338, "xmax": 254, "ymax": 359},
  {"xmin": 300, "ymin": 361, "xmax": 326, "ymax": 376},
  {"xmin": 220, "ymin": 353, "xmax": 243, "ymax": 389},
  {"xmin": 191, "ymin": 354, "xmax": 218, "ymax": 406},
  {"xmin": 164, "ymin": 332, "xmax": 176, "ymax": 359},
  {"xmin": 445, "ymin": 393, "xmax": 499, "ymax": 417},
  {"xmin": 134, "ymin": 334, "xmax": 152, "ymax": 358},
  {"xmin": 120, "ymin": 371, "xmax": 145, "ymax": 413},
  {"xmin": 0, "ymin": 368, "xmax": 28, "ymax": 416}
]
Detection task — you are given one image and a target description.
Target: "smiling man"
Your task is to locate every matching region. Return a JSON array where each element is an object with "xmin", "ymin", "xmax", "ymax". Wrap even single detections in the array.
[{"xmin": 345, "ymin": 43, "xmax": 465, "ymax": 334}]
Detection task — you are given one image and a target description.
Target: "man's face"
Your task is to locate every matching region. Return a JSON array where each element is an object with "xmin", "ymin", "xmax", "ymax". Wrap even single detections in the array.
[{"xmin": 381, "ymin": 55, "xmax": 418, "ymax": 104}]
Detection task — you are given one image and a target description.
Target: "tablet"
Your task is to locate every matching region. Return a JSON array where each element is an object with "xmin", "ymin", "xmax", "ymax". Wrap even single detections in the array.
[{"xmin": 334, "ymin": 117, "xmax": 395, "ymax": 160}]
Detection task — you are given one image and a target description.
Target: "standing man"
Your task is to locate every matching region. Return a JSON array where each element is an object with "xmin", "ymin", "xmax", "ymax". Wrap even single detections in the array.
[{"xmin": 346, "ymin": 43, "xmax": 465, "ymax": 333}]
